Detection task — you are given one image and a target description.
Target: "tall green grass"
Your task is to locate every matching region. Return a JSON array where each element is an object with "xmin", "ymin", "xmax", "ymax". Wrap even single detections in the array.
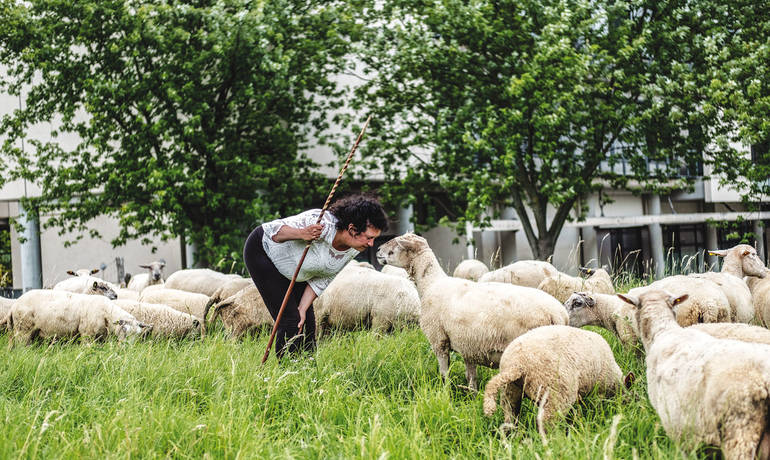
[{"xmin": 0, "ymin": 321, "xmax": 711, "ymax": 459}]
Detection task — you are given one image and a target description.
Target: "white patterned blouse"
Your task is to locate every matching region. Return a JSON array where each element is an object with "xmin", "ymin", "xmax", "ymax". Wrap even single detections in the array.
[{"xmin": 261, "ymin": 209, "xmax": 359, "ymax": 295}]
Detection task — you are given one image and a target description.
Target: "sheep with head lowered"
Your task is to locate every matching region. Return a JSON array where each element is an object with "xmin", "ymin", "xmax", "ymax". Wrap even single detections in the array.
[
  {"xmin": 478, "ymin": 260, "xmax": 558, "ymax": 287},
  {"xmin": 53, "ymin": 275, "xmax": 118, "ymax": 300},
  {"xmin": 206, "ymin": 285, "xmax": 274, "ymax": 340},
  {"xmin": 0, "ymin": 289, "xmax": 151, "ymax": 345},
  {"xmin": 201, "ymin": 276, "xmax": 253, "ymax": 323},
  {"xmin": 313, "ymin": 263, "xmax": 420, "ymax": 338},
  {"xmin": 537, "ymin": 267, "xmax": 615, "ymax": 303},
  {"xmin": 618, "ymin": 290, "xmax": 770, "ymax": 460},
  {"xmin": 452, "ymin": 259, "xmax": 489, "ymax": 282},
  {"xmin": 483, "ymin": 325, "xmax": 626, "ymax": 437},
  {"xmin": 114, "ymin": 299, "xmax": 202, "ymax": 339},
  {"xmin": 126, "ymin": 260, "xmax": 166, "ymax": 292},
  {"xmin": 163, "ymin": 268, "xmax": 236, "ymax": 297},
  {"xmin": 567, "ymin": 291, "xmax": 770, "ymax": 348},
  {"xmin": 138, "ymin": 286, "xmax": 209, "ymax": 320},
  {"xmin": 627, "ymin": 275, "xmax": 730, "ymax": 325},
  {"xmin": 376, "ymin": 233, "xmax": 568, "ymax": 391}
]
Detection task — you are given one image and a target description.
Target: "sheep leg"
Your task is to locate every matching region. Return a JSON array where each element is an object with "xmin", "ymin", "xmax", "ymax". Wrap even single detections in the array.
[
  {"xmin": 501, "ymin": 382, "xmax": 523, "ymax": 427},
  {"xmin": 720, "ymin": 412, "xmax": 768, "ymax": 460},
  {"xmin": 464, "ymin": 360, "xmax": 479, "ymax": 392},
  {"xmin": 432, "ymin": 340, "xmax": 451, "ymax": 383}
]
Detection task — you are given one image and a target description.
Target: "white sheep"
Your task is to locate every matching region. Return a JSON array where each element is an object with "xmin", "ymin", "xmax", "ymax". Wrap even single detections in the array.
[
  {"xmin": 537, "ymin": 267, "xmax": 615, "ymax": 303},
  {"xmin": 66, "ymin": 268, "xmax": 100, "ymax": 277},
  {"xmin": 747, "ymin": 274, "xmax": 770, "ymax": 328},
  {"xmin": 201, "ymin": 276, "xmax": 253, "ymax": 322},
  {"xmin": 689, "ymin": 271, "xmax": 755, "ymax": 323},
  {"xmin": 126, "ymin": 260, "xmax": 166, "ymax": 292},
  {"xmin": 452, "ymin": 259, "xmax": 489, "ymax": 281},
  {"xmin": 618, "ymin": 290, "xmax": 770, "ymax": 459},
  {"xmin": 138, "ymin": 287, "xmax": 209, "ymax": 319},
  {"xmin": 53, "ymin": 275, "xmax": 118, "ymax": 299},
  {"xmin": 478, "ymin": 260, "xmax": 558, "ymax": 287},
  {"xmin": 483, "ymin": 325, "xmax": 625, "ymax": 436},
  {"xmin": 207, "ymin": 285, "xmax": 274, "ymax": 339},
  {"xmin": 163, "ymin": 268, "xmax": 236, "ymax": 297},
  {"xmin": 313, "ymin": 264, "xmax": 420, "ymax": 338},
  {"xmin": 628, "ymin": 275, "xmax": 731, "ymax": 325},
  {"xmin": 566, "ymin": 291, "xmax": 770, "ymax": 348},
  {"xmin": 114, "ymin": 299, "xmax": 202, "ymax": 339},
  {"xmin": 381, "ymin": 264, "xmax": 410, "ymax": 279},
  {"xmin": 376, "ymin": 233, "xmax": 568, "ymax": 391},
  {"xmin": 0, "ymin": 297, "xmax": 14, "ymax": 332},
  {"xmin": 0, "ymin": 289, "xmax": 151, "ymax": 345}
]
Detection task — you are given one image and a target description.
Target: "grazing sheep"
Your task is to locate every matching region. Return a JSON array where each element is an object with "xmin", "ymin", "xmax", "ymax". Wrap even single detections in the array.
[
  {"xmin": 537, "ymin": 267, "xmax": 614, "ymax": 303},
  {"xmin": 114, "ymin": 300, "xmax": 202, "ymax": 339},
  {"xmin": 618, "ymin": 290, "xmax": 770, "ymax": 460},
  {"xmin": 0, "ymin": 290, "xmax": 151, "ymax": 345},
  {"xmin": 376, "ymin": 233, "xmax": 568, "ymax": 391},
  {"xmin": 747, "ymin": 275, "xmax": 770, "ymax": 328},
  {"xmin": 483, "ymin": 325, "xmax": 624, "ymax": 436},
  {"xmin": 567, "ymin": 291, "xmax": 770, "ymax": 348},
  {"xmin": 138, "ymin": 287, "xmax": 209, "ymax": 319},
  {"xmin": 0, "ymin": 297, "xmax": 14, "ymax": 332},
  {"xmin": 628, "ymin": 275, "xmax": 730, "ymax": 326},
  {"xmin": 201, "ymin": 277, "xmax": 253, "ymax": 322},
  {"xmin": 381, "ymin": 264, "xmax": 410, "ymax": 278},
  {"xmin": 478, "ymin": 260, "xmax": 558, "ymax": 287},
  {"xmin": 163, "ymin": 268, "xmax": 235, "ymax": 297},
  {"xmin": 126, "ymin": 260, "xmax": 166, "ymax": 292},
  {"xmin": 207, "ymin": 285, "xmax": 274, "ymax": 339},
  {"xmin": 452, "ymin": 259, "xmax": 490, "ymax": 281},
  {"xmin": 53, "ymin": 275, "xmax": 118, "ymax": 300},
  {"xmin": 313, "ymin": 264, "xmax": 420, "ymax": 338}
]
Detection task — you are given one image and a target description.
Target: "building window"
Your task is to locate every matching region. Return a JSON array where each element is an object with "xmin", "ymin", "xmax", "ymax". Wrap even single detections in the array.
[
  {"xmin": 663, "ymin": 224, "xmax": 706, "ymax": 273},
  {"xmin": 608, "ymin": 227, "xmax": 644, "ymax": 277}
]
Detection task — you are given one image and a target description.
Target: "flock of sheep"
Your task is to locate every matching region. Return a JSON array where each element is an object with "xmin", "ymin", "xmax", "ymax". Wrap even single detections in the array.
[{"xmin": 2, "ymin": 233, "xmax": 770, "ymax": 459}]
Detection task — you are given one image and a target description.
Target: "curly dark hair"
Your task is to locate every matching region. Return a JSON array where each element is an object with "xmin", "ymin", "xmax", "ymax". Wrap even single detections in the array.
[{"xmin": 328, "ymin": 194, "xmax": 388, "ymax": 233}]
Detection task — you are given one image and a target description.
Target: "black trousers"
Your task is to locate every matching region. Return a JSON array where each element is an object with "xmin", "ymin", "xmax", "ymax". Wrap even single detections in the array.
[{"xmin": 243, "ymin": 226, "xmax": 316, "ymax": 358}]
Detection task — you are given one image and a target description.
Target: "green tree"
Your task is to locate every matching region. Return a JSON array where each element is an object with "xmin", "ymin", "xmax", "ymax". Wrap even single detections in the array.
[
  {"xmin": 351, "ymin": 0, "xmax": 746, "ymax": 259},
  {"xmin": 0, "ymin": 0, "xmax": 358, "ymax": 266}
]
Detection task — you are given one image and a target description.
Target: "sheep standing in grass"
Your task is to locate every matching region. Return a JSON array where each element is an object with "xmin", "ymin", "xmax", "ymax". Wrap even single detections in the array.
[
  {"xmin": 376, "ymin": 233, "xmax": 568, "ymax": 391},
  {"xmin": 53, "ymin": 275, "xmax": 118, "ymax": 299},
  {"xmin": 201, "ymin": 277, "xmax": 253, "ymax": 322},
  {"xmin": 115, "ymin": 300, "xmax": 202, "ymax": 339},
  {"xmin": 453, "ymin": 259, "xmax": 489, "ymax": 281},
  {"xmin": 126, "ymin": 260, "xmax": 166, "ymax": 292},
  {"xmin": 483, "ymin": 325, "xmax": 625, "ymax": 436},
  {"xmin": 0, "ymin": 297, "xmax": 14, "ymax": 331},
  {"xmin": 207, "ymin": 285, "xmax": 273, "ymax": 339},
  {"xmin": 0, "ymin": 290, "xmax": 151, "ymax": 345},
  {"xmin": 619, "ymin": 290, "xmax": 770, "ymax": 459},
  {"xmin": 567, "ymin": 291, "xmax": 770, "ymax": 347},
  {"xmin": 138, "ymin": 287, "xmax": 209, "ymax": 319},
  {"xmin": 537, "ymin": 267, "xmax": 614, "ymax": 303},
  {"xmin": 313, "ymin": 264, "xmax": 420, "ymax": 338},
  {"xmin": 748, "ymin": 274, "xmax": 770, "ymax": 328},
  {"xmin": 628, "ymin": 275, "xmax": 730, "ymax": 325},
  {"xmin": 478, "ymin": 260, "xmax": 558, "ymax": 287},
  {"xmin": 163, "ymin": 268, "xmax": 236, "ymax": 297}
]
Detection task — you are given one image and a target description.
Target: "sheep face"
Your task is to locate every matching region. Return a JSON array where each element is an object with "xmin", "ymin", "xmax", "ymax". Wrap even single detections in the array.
[
  {"xmin": 113, "ymin": 319, "xmax": 153, "ymax": 341},
  {"xmin": 67, "ymin": 268, "xmax": 100, "ymax": 277},
  {"xmin": 376, "ymin": 233, "xmax": 428, "ymax": 269},
  {"xmin": 88, "ymin": 280, "xmax": 118, "ymax": 300},
  {"xmin": 139, "ymin": 260, "xmax": 166, "ymax": 282},
  {"xmin": 737, "ymin": 245, "xmax": 767, "ymax": 278},
  {"xmin": 565, "ymin": 292, "xmax": 599, "ymax": 327}
]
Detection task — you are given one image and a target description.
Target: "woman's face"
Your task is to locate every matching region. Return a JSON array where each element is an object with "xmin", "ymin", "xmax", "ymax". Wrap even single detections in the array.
[{"xmin": 345, "ymin": 224, "xmax": 381, "ymax": 251}]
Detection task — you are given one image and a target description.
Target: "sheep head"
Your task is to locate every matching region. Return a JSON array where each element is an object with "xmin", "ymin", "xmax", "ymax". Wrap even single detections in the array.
[
  {"xmin": 113, "ymin": 318, "xmax": 153, "ymax": 341},
  {"xmin": 564, "ymin": 292, "xmax": 599, "ymax": 327},
  {"xmin": 376, "ymin": 233, "xmax": 429, "ymax": 269},
  {"xmin": 88, "ymin": 279, "xmax": 118, "ymax": 300},
  {"xmin": 139, "ymin": 260, "xmax": 166, "ymax": 282},
  {"xmin": 709, "ymin": 244, "xmax": 766, "ymax": 278}
]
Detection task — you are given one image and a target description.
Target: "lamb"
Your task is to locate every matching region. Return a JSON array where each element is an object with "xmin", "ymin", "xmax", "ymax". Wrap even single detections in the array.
[
  {"xmin": 452, "ymin": 259, "xmax": 489, "ymax": 281},
  {"xmin": 201, "ymin": 276, "xmax": 253, "ymax": 322},
  {"xmin": 163, "ymin": 268, "xmax": 236, "ymax": 297},
  {"xmin": 376, "ymin": 233, "xmax": 568, "ymax": 391},
  {"xmin": 0, "ymin": 289, "xmax": 151, "ymax": 345},
  {"xmin": 478, "ymin": 260, "xmax": 558, "ymax": 287},
  {"xmin": 114, "ymin": 299, "xmax": 201, "ymax": 339},
  {"xmin": 747, "ymin": 274, "xmax": 770, "ymax": 328},
  {"xmin": 207, "ymin": 285, "xmax": 274, "ymax": 339},
  {"xmin": 483, "ymin": 325, "xmax": 624, "ymax": 436},
  {"xmin": 138, "ymin": 287, "xmax": 209, "ymax": 319},
  {"xmin": 618, "ymin": 290, "xmax": 770, "ymax": 459},
  {"xmin": 628, "ymin": 275, "xmax": 730, "ymax": 325},
  {"xmin": 566, "ymin": 291, "xmax": 770, "ymax": 347},
  {"xmin": 126, "ymin": 260, "xmax": 166, "ymax": 292},
  {"xmin": 537, "ymin": 267, "xmax": 615, "ymax": 303},
  {"xmin": 313, "ymin": 264, "xmax": 420, "ymax": 338},
  {"xmin": 381, "ymin": 264, "xmax": 410, "ymax": 278},
  {"xmin": 53, "ymin": 275, "xmax": 118, "ymax": 299}
]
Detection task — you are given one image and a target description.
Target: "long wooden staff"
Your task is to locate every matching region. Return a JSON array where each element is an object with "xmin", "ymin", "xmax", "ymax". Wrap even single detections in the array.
[{"xmin": 261, "ymin": 115, "xmax": 372, "ymax": 364}]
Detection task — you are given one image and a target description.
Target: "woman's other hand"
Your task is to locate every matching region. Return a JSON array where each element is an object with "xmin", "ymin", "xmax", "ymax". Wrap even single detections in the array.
[{"xmin": 300, "ymin": 224, "xmax": 324, "ymax": 242}]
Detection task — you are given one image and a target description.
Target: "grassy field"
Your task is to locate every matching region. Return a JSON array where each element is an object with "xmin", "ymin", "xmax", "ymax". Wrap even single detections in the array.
[{"xmin": 0, "ymin": 318, "xmax": 714, "ymax": 460}]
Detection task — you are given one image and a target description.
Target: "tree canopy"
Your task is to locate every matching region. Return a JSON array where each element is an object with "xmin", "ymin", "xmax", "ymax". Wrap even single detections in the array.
[
  {"xmin": 350, "ymin": 0, "xmax": 764, "ymax": 259},
  {"xmin": 0, "ymin": 0, "xmax": 359, "ymax": 266}
]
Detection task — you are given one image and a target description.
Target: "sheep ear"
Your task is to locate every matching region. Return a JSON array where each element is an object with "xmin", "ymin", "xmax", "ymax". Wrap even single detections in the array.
[
  {"xmin": 668, "ymin": 294, "xmax": 689, "ymax": 306},
  {"xmin": 139, "ymin": 264, "xmax": 150, "ymax": 269},
  {"xmin": 67, "ymin": 270, "xmax": 76, "ymax": 276},
  {"xmin": 93, "ymin": 281, "xmax": 99, "ymax": 289},
  {"xmin": 742, "ymin": 250, "xmax": 751, "ymax": 257},
  {"xmin": 578, "ymin": 266, "xmax": 594, "ymax": 276},
  {"xmin": 624, "ymin": 372, "xmax": 635, "ymax": 389},
  {"xmin": 584, "ymin": 295, "xmax": 596, "ymax": 307},
  {"xmin": 90, "ymin": 268, "xmax": 100, "ymax": 275},
  {"xmin": 708, "ymin": 249, "xmax": 727, "ymax": 257},
  {"xmin": 617, "ymin": 294, "xmax": 639, "ymax": 307}
]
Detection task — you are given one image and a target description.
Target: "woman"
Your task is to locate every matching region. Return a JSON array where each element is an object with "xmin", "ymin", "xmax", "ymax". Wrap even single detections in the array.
[{"xmin": 243, "ymin": 194, "xmax": 388, "ymax": 358}]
